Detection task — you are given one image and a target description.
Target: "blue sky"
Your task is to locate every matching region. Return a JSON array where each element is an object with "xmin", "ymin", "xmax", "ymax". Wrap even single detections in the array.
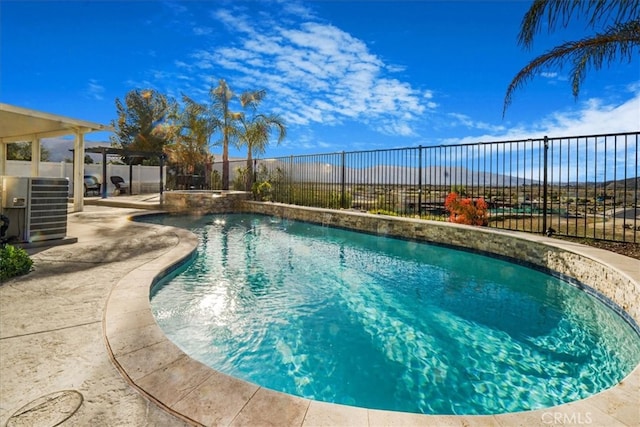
[{"xmin": 1, "ymin": 0, "xmax": 638, "ymax": 161}]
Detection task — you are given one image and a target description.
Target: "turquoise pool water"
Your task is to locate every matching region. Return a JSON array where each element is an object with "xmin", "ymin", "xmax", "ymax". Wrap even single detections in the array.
[{"xmin": 146, "ymin": 214, "xmax": 640, "ymax": 415}]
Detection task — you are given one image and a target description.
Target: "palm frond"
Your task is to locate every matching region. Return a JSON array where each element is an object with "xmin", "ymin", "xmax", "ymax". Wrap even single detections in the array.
[
  {"xmin": 518, "ymin": 0, "xmax": 639, "ymax": 49},
  {"xmin": 504, "ymin": 19, "xmax": 640, "ymax": 117},
  {"xmin": 240, "ymin": 90, "xmax": 267, "ymax": 110}
]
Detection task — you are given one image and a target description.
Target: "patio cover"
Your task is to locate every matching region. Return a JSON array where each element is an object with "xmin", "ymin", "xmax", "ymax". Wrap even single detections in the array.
[
  {"xmin": 0, "ymin": 103, "xmax": 113, "ymax": 212},
  {"xmin": 84, "ymin": 146, "xmax": 165, "ymax": 200}
]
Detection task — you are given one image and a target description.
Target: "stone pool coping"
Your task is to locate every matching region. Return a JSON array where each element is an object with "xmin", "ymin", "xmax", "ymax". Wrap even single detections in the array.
[{"xmin": 103, "ymin": 207, "xmax": 639, "ymax": 426}]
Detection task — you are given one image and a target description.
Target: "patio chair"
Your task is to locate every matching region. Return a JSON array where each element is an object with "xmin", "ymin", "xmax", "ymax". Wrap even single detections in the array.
[
  {"xmin": 110, "ymin": 176, "xmax": 129, "ymax": 195},
  {"xmin": 83, "ymin": 175, "xmax": 101, "ymax": 196}
]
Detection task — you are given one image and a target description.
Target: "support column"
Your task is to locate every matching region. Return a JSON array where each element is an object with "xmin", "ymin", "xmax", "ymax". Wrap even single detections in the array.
[
  {"xmin": 159, "ymin": 154, "xmax": 165, "ymax": 206},
  {"xmin": 0, "ymin": 143, "xmax": 6, "ymax": 176},
  {"xmin": 73, "ymin": 131, "xmax": 85, "ymax": 212},
  {"xmin": 101, "ymin": 150, "xmax": 107, "ymax": 198},
  {"xmin": 31, "ymin": 137, "xmax": 41, "ymax": 176}
]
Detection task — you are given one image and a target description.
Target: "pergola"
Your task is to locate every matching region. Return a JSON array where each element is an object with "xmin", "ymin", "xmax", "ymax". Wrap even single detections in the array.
[
  {"xmin": 0, "ymin": 103, "xmax": 113, "ymax": 212},
  {"xmin": 84, "ymin": 146, "xmax": 165, "ymax": 199}
]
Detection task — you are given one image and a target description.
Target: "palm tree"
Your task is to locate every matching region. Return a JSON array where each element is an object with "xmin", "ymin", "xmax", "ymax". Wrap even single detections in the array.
[
  {"xmin": 236, "ymin": 90, "xmax": 286, "ymax": 191},
  {"xmin": 166, "ymin": 95, "xmax": 215, "ymax": 185},
  {"xmin": 208, "ymin": 79, "xmax": 284, "ymax": 190},
  {"xmin": 503, "ymin": 0, "xmax": 640, "ymax": 116},
  {"xmin": 206, "ymin": 79, "xmax": 247, "ymax": 190},
  {"xmin": 209, "ymin": 79, "xmax": 235, "ymax": 190}
]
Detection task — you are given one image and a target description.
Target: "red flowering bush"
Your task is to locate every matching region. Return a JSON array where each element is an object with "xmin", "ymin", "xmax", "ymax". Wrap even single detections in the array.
[{"xmin": 444, "ymin": 192, "xmax": 489, "ymax": 226}]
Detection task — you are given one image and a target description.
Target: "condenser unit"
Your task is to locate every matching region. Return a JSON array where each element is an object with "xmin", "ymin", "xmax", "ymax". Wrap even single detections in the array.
[{"xmin": 0, "ymin": 176, "xmax": 69, "ymax": 243}]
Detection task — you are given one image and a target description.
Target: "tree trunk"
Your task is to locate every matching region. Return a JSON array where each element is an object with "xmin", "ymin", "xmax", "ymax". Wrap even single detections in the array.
[
  {"xmin": 222, "ymin": 137, "xmax": 229, "ymax": 190},
  {"xmin": 245, "ymin": 153, "xmax": 253, "ymax": 192}
]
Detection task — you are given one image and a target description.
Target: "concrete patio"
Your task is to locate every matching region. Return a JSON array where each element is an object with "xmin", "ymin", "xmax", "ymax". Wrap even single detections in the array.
[{"xmin": 0, "ymin": 204, "xmax": 190, "ymax": 426}]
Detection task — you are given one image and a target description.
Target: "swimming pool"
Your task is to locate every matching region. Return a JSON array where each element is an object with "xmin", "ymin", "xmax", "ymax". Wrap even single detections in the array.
[{"xmin": 146, "ymin": 213, "xmax": 640, "ymax": 415}]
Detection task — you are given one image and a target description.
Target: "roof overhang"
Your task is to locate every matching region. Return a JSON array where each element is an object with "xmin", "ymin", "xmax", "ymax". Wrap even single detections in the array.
[{"xmin": 0, "ymin": 103, "xmax": 114, "ymax": 143}]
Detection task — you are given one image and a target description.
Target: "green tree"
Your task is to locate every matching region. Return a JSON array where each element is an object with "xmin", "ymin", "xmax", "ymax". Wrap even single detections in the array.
[
  {"xmin": 504, "ymin": 0, "xmax": 640, "ymax": 115},
  {"xmin": 208, "ymin": 79, "xmax": 240, "ymax": 190},
  {"xmin": 237, "ymin": 90, "xmax": 286, "ymax": 191},
  {"xmin": 7, "ymin": 142, "xmax": 51, "ymax": 161},
  {"xmin": 207, "ymin": 79, "xmax": 269, "ymax": 190},
  {"xmin": 231, "ymin": 166, "xmax": 248, "ymax": 191},
  {"xmin": 110, "ymin": 89, "xmax": 177, "ymax": 164},
  {"xmin": 210, "ymin": 169, "xmax": 222, "ymax": 190},
  {"xmin": 167, "ymin": 95, "xmax": 216, "ymax": 176}
]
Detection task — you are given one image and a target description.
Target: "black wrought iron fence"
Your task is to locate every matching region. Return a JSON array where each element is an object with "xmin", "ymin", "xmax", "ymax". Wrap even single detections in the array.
[{"xmin": 213, "ymin": 131, "xmax": 638, "ymax": 243}]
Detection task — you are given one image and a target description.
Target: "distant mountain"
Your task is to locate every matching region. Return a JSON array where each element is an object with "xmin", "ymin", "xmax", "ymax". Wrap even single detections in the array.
[
  {"xmin": 256, "ymin": 159, "xmax": 537, "ymax": 187},
  {"xmin": 604, "ymin": 177, "xmax": 639, "ymax": 190}
]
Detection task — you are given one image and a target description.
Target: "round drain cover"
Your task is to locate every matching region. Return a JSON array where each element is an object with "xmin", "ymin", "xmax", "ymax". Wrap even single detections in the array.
[{"xmin": 6, "ymin": 390, "xmax": 83, "ymax": 427}]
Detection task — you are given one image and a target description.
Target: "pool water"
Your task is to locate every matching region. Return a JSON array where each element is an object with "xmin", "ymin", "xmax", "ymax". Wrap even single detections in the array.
[{"xmin": 147, "ymin": 214, "xmax": 640, "ymax": 415}]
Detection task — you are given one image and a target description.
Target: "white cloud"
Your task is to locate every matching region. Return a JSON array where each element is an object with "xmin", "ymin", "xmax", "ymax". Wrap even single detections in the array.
[
  {"xmin": 386, "ymin": 64, "xmax": 406, "ymax": 73},
  {"xmin": 174, "ymin": 60, "xmax": 190, "ymax": 69},
  {"xmin": 539, "ymin": 71, "xmax": 568, "ymax": 84},
  {"xmin": 536, "ymin": 94, "xmax": 640, "ymax": 136},
  {"xmin": 85, "ymin": 79, "xmax": 105, "ymax": 101},
  {"xmin": 130, "ymin": 1, "xmax": 637, "ymax": 154},
  {"xmin": 154, "ymin": 2, "xmax": 639, "ymax": 153},
  {"xmin": 180, "ymin": 5, "xmax": 430, "ymax": 137},
  {"xmin": 193, "ymin": 26, "xmax": 213, "ymax": 36},
  {"xmin": 276, "ymin": 0, "xmax": 314, "ymax": 20},
  {"xmin": 442, "ymin": 89, "xmax": 640, "ymax": 145},
  {"xmin": 213, "ymin": 9, "xmax": 256, "ymax": 35},
  {"xmin": 447, "ymin": 113, "xmax": 506, "ymax": 133},
  {"xmin": 162, "ymin": 1, "xmax": 188, "ymax": 15},
  {"xmin": 626, "ymin": 81, "xmax": 640, "ymax": 93}
]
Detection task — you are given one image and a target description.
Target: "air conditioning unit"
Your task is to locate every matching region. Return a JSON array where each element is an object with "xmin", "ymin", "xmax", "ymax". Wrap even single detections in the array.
[{"xmin": 0, "ymin": 176, "xmax": 69, "ymax": 243}]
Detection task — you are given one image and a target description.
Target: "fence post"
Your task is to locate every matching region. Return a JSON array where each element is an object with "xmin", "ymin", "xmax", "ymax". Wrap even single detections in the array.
[
  {"xmin": 542, "ymin": 135, "xmax": 549, "ymax": 234},
  {"xmin": 289, "ymin": 155, "xmax": 293, "ymax": 205},
  {"xmin": 418, "ymin": 145, "xmax": 423, "ymax": 217},
  {"xmin": 159, "ymin": 154, "xmax": 165, "ymax": 206},
  {"xmin": 340, "ymin": 151, "xmax": 346, "ymax": 209}
]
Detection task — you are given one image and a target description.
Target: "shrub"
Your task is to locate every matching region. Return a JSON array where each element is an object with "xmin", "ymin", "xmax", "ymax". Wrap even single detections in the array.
[
  {"xmin": 0, "ymin": 244, "xmax": 33, "ymax": 281},
  {"xmin": 444, "ymin": 192, "xmax": 489, "ymax": 226},
  {"xmin": 252, "ymin": 181, "xmax": 272, "ymax": 201}
]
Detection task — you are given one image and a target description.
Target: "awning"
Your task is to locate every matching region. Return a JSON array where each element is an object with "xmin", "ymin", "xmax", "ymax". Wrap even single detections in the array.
[
  {"xmin": 0, "ymin": 103, "xmax": 113, "ymax": 212},
  {"xmin": 0, "ymin": 103, "xmax": 112, "ymax": 142}
]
